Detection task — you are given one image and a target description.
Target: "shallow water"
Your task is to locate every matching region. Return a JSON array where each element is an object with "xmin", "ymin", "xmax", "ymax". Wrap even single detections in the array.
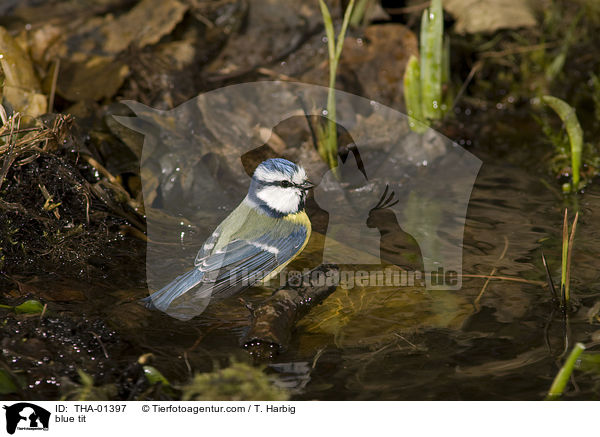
[
  {"xmin": 4, "ymin": 109, "xmax": 600, "ymax": 401},
  {"xmin": 133, "ymin": 109, "xmax": 600, "ymax": 400},
  {"xmin": 2, "ymin": 0, "xmax": 600, "ymax": 402}
]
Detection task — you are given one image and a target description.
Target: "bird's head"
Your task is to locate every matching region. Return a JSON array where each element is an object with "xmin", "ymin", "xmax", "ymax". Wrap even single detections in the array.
[{"xmin": 247, "ymin": 158, "xmax": 314, "ymax": 216}]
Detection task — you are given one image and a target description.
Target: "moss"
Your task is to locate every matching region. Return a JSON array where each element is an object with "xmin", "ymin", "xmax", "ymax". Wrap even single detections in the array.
[{"xmin": 181, "ymin": 362, "xmax": 289, "ymax": 401}]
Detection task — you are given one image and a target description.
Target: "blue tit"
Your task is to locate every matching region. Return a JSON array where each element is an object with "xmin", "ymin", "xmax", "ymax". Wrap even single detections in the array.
[{"xmin": 142, "ymin": 158, "xmax": 314, "ymax": 320}]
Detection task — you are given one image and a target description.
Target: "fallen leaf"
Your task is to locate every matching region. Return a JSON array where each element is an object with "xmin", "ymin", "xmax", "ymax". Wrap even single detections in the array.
[
  {"xmin": 444, "ymin": 0, "xmax": 537, "ymax": 34},
  {"xmin": 8, "ymin": 0, "xmax": 128, "ymax": 26},
  {"xmin": 206, "ymin": 0, "xmax": 308, "ymax": 76},
  {"xmin": 56, "ymin": 0, "xmax": 188, "ymax": 59},
  {"xmin": 0, "ymin": 26, "xmax": 47, "ymax": 116},
  {"xmin": 3, "ymin": 86, "xmax": 47, "ymax": 117},
  {"xmin": 45, "ymin": 0, "xmax": 188, "ymax": 102},
  {"xmin": 57, "ymin": 56, "xmax": 129, "ymax": 101}
]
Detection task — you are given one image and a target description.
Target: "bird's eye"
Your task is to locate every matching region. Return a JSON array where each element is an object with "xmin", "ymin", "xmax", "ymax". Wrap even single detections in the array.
[{"xmin": 280, "ymin": 181, "xmax": 292, "ymax": 188}]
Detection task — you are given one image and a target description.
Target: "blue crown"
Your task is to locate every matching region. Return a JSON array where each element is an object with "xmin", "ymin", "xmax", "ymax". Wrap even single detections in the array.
[{"xmin": 254, "ymin": 158, "xmax": 298, "ymax": 178}]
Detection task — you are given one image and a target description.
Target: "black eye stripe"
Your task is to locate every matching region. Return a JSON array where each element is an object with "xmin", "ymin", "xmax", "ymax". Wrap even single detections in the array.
[{"xmin": 263, "ymin": 180, "xmax": 296, "ymax": 187}]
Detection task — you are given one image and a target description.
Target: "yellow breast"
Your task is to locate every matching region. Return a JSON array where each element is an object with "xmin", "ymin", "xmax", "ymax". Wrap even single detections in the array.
[{"xmin": 261, "ymin": 210, "xmax": 311, "ymax": 282}]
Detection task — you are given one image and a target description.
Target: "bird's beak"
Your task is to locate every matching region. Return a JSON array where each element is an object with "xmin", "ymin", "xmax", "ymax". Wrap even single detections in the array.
[{"xmin": 300, "ymin": 180, "xmax": 315, "ymax": 190}]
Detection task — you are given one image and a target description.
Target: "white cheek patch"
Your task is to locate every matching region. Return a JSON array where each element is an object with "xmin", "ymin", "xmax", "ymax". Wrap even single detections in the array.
[{"xmin": 256, "ymin": 185, "xmax": 301, "ymax": 214}]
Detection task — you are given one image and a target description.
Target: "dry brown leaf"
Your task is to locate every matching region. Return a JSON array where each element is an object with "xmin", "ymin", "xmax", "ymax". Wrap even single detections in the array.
[
  {"xmin": 103, "ymin": 0, "xmax": 189, "ymax": 53},
  {"xmin": 57, "ymin": 56, "xmax": 129, "ymax": 101},
  {"xmin": 444, "ymin": 0, "xmax": 536, "ymax": 34},
  {"xmin": 0, "ymin": 26, "xmax": 47, "ymax": 116},
  {"xmin": 3, "ymin": 87, "xmax": 47, "ymax": 117},
  {"xmin": 56, "ymin": 0, "xmax": 188, "ymax": 59},
  {"xmin": 48, "ymin": 0, "xmax": 188, "ymax": 102}
]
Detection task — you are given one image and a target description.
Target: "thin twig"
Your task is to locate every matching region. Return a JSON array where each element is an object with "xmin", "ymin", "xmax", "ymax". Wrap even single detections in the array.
[
  {"xmin": 474, "ymin": 235, "xmax": 510, "ymax": 308},
  {"xmin": 256, "ymin": 67, "xmax": 296, "ymax": 82},
  {"xmin": 561, "ymin": 209, "xmax": 568, "ymax": 306},
  {"xmin": 0, "ymin": 127, "xmax": 44, "ymax": 138},
  {"xmin": 89, "ymin": 331, "xmax": 109, "ymax": 359},
  {"xmin": 311, "ymin": 347, "xmax": 325, "ymax": 369},
  {"xmin": 39, "ymin": 303, "xmax": 48, "ymax": 321},
  {"xmin": 479, "ymin": 42, "xmax": 555, "ymax": 59},
  {"xmin": 565, "ymin": 211, "xmax": 578, "ymax": 308},
  {"xmin": 48, "ymin": 59, "xmax": 60, "ymax": 113},
  {"xmin": 541, "ymin": 251, "xmax": 558, "ymax": 304},
  {"xmin": 450, "ymin": 60, "xmax": 483, "ymax": 113},
  {"xmin": 0, "ymin": 114, "xmax": 19, "ymax": 190},
  {"xmin": 460, "ymin": 274, "xmax": 546, "ymax": 286},
  {"xmin": 82, "ymin": 155, "xmax": 119, "ymax": 185},
  {"xmin": 183, "ymin": 351, "xmax": 192, "ymax": 376},
  {"xmin": 394, "ymin": 333, "xmax": 418, "ymax": 350}
]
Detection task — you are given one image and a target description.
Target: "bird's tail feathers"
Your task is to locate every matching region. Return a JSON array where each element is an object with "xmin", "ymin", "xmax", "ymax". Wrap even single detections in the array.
[{"xmin": 142, "ymin": 269, "xmax": 205, "ymax": 316}]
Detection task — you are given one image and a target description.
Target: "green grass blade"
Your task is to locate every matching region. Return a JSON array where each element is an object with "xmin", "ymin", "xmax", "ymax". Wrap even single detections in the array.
[
  {"xmin": 317, "ymin": 0, "xmax": 355, "ymax": 174},
  {"xmin": 542, "ymin": 96, "xmax": 583, "ymax": 189},
  {"xmin": 318, "ymin": 0, "xmax": 335, "ymax": 63},
  {"xmin": 420, "ymin": 0, "xmax": 443, "ymax": 121},
  {"xmin": 335, "ymin": 0, "xmax": 355, "ymax": 62},
  {"xmin": 0, "ymin": 299, "xmax": 45, "ymax": 314},
  {"xmin": 15, "ymin": 299, "xmax": 44, "ymax": 314},
  {"xmin": 404, "ymin": 55, "xmax": 427, "ymax": 133},
  {"xmin": 143, "ymin": 365, "xmax": 171, "ymax": 386},
  {"xmin": 545, "ymin": 11, "xmax": 581, "ymax": 83},
  {"xmin": 350, "ymin": 0, "xmax": 370, "ymax": 27},
  {"xmin": 318, "ymin": 0, "xmax": 338, "ymax": 172},
  {"xmin": 546, "ymin": 342, "xmax": 585, "ymax": 400}
]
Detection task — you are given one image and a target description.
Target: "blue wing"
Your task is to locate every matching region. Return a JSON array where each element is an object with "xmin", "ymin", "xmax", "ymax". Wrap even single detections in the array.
[
  {"xmin": 143, "ymin": 219, "xmax": 308, "ymax": 320},
  {"xmin": 196, "ymin": 223, "xmax": 308, "ymax": 298}
]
